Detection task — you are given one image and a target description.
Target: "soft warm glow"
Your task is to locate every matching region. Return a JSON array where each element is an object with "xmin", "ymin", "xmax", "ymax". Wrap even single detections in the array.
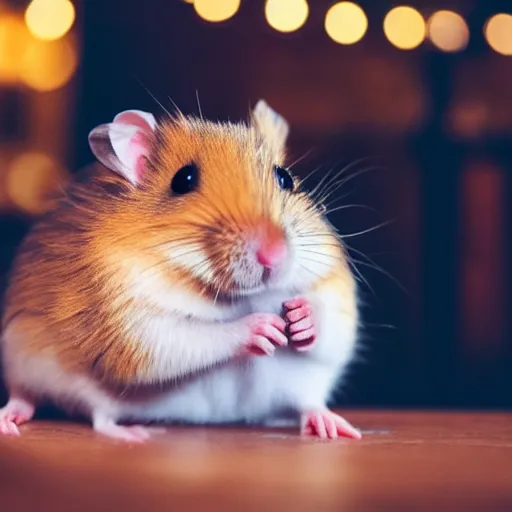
[
  {"xmin": 383, "ymin": 6, "xmax": 425, "ymax": 50},
  {"xmin": 324, "ymin": 2, "xmax": 367, "ymax": 45},
  {"xmin": 194, "ymin": 0, "xmax": 240, "ymax": 22},
  {"xmin": 265, "ymin": 0, "xmax": 309, "ymax": 33},
  {"xmin": 0, "ymin": 14, "xmax": 28, "ymax": 84},
  {"xmin": 20, "ymin": 37, "xmax": 78, "ymax": 91},
  {"xmin": 6, "ymin": 152, "xmax": 67, "ymax": 214},
  {"xmin": 485, "ymin": 14, "xmax": 512, "ymax": 56},
  {"xmin": 428, "ymin": 11, "xmax": 469, "ymax": 52},
  {"xmin": 25, "ymin": 0, "xmax": 75, "ymax": 41}
]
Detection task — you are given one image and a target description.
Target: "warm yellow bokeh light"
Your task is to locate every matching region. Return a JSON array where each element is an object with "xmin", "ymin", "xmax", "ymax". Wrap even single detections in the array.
[
  {"xmin": 324, "ymin": 2, "xmax": 367, "ymax": 45},
  {"xmin": 265, "ymin": 0, "xmax": 309, "ymax": 33},
  {"xmin": 485, "ymin": 13, "xmax": 512, "ymax": 56},
  {"xmin": 6, "ymin": 152, "xmax": 67, "ymax": 214},
  {"xmin": 194, "ymin": 0, "xmax": 240, "ymax": 22},
  {"xmin": 20, "ymin": 37, "xmax": 78, "ymax": 91},
  {"xmin": 0, "ymin": 14, "xmax": 29, "ymax": 84},
  {"xmin": 25, "ymin": 0, "xmax": 75, "ymax": 42},
  {"xmin": 428, "ymin": 11, "xmax": 469, "ymax": 52},
  {"xmin": 384, "ymin": 6, "xmax": 425, "ymax": 50}
]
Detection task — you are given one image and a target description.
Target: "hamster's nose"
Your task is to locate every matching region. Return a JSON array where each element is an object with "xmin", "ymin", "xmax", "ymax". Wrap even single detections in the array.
[{"xmin": 256, "ymin": 224, "xmax": 288, "ymax": 268}]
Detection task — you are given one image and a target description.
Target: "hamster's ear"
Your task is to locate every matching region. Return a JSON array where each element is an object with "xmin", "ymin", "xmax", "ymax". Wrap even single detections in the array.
[
  {"xmin": 88, "ymin": 110, "xmax": 157, "ymax": 185},
  {"xmin": 252, "ymin": 100, "xmax": 289, "ymax": 153}
]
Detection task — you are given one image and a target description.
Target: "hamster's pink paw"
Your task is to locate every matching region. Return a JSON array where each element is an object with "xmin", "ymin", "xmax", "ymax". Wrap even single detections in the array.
[
  {"xmin": 93, "ymin": 419, "xmax": 159, "ymax": 443},
  {"xmin": 301, "ymin": 409, "xmax": 362, "ymax": 440},
  {"xmin": 283, "ymin": 296, "xmax": 316, "ymax": 351},
  {"xmin": 0, "ymin": 397, "xmax": 35, "ymax": 436},
  {"xmin": 239, "ymin": 313, "xmax": 288, "ymax": 356}
]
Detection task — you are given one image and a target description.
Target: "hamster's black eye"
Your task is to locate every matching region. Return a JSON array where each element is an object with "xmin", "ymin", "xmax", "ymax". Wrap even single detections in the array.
[
  {"xmin": 274, "ymin": 165, "xmax": 294, "ymax": 192},
  {"xmin": 170, "ymin": 164, "xmax": 199, "ymax": 195}
]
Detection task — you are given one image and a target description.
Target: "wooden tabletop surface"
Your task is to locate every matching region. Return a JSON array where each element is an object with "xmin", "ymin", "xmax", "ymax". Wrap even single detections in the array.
[{"xmin": 0, "ymin": 410, "xmax": 511, "ymax": 511}]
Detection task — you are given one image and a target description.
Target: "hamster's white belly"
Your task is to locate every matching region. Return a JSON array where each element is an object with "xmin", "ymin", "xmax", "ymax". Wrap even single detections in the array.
[{"xmin": 120, "ymin": 352, "xmax": 297, "ymax": 425}]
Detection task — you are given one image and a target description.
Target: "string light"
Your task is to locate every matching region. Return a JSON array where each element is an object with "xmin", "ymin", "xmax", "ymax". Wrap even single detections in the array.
[
  {"xmin": 194, "ymin": 0, "xmax": 240, "ymax": 23},
  {"xmin": 383, "ymin": 6, "xmax": 425, "ymax": 50},
  {"xmin": 324, "ymin": 2, "xmax": 367, "ymax": 45},
  {"xmin": 20, "ymin": 37, "xmax": 78, "ymax": 91},
  {"xmin": 0, "ymin": 14, "xmax": 28, "ymax": 84},
  {"xmin": 6, "ymin": 152, "xmax": 67, "ymax": 214},
  {"xmin": 25, "ymin": 0, "xmax": 75, "ymax": 41},
  {"xmin": 427, "ymin": 10, "xmax": 469, "ymax": 53},
  {"xmin": 484, "ymin": 14, "xmax": 512, "ymax": 56},
  {"xmin": 265, "ymin": 0, "xmax": 309, "ymax": 34}
]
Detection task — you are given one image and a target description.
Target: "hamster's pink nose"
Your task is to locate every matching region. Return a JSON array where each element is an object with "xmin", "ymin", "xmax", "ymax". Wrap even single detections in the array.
[{"xmin": 256, "ymin": 238, "xmax": 288, "ymax": 268}]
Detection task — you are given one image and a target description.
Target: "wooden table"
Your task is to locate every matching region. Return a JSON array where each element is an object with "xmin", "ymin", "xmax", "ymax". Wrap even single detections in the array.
[{"xmin": 1, "ymin": 411, "xmax": 511, "ymax": 511}]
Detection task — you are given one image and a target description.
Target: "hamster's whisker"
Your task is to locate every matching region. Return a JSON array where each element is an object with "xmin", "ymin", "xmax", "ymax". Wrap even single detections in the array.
[
  {"xmin": 135, "ymin": 78, "xmax": 173, "ymax": 118},
  {"xmin": 308, "ymin": 156, "xmax": 372, "ymax": 199},
  {"xmin": 316, "ymin": 165, "xmax": 383, "ymax": 205},
  {"xmin": 297, "ymin": 249, "xmax": 341, "ymax": 261},
  {"xmin": 308, "ymin": 160, "xmax": 345, "ymax": 200},
  {"xmin": 295, "ymin": 164, "xmax": 323, "ymax": 190},
  {"xmin": 298, "ymin": 262, "xmax": 324, "ymax": 280},
  {"xmin": 347, "ymin": 254, "xmax": 408, "ymax": 295},
  {"xmin": 346, "ymin": 258, "xmax": 378, "ymax": 301},
  {"xmin": 195, "ymin": 89, "xmax": 203, "ymax": 120},
  {"xmin": 296, "ymin": 242, "xmax": 341, "ymax": 249},
  {"xmin": 323, "ymin": 204, "xmax": 380, "ymax": 216},
  {"xmin": 287, "ymin": 148, "xmax": 315, "ymax": 170},
  {"xmin": 295, "ymin": 231, "xmax": 339, "ymax": 241},
  {"xmin": 339, "ymin": 220, "xmax": 394, "ymax": 239},
  {"xmin": 297, "ymin": 255, "xmax": 333, "ymax": 269}
]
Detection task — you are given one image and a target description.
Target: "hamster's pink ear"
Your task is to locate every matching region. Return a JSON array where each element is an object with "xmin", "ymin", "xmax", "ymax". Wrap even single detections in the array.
[
  {"xmin": 252, "ymin": 100, "xmax": 289, "ymax": 154},
  {"xmin": 88, "ymin": 109, "xmax": 157, "ymax": 185}
]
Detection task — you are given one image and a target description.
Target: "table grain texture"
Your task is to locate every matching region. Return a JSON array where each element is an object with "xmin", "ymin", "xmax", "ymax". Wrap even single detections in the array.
[{"xmin": 1, "ymin": 411, "xmax": 511, "ymax": 511}]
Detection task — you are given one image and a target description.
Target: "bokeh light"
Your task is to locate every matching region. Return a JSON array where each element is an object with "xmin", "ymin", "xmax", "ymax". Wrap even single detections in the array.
[
  {"xmin": 194, "ymin": 0, "xmax": 240, "ymax": 23},
  {"xmin": 427, "ymin": 11, "xmax": 469, "ymax": 53},
  {"xmin": 324, "ymin": 2, "xmax": 367, "ymax": 45},
  {"xmin": 265, "ymin": 0, "xmax": 309, "ymax": 34},
  {"xmin": 0, "ymin": 14, "xmax": 28, "ymax": 84},
  {"xmin": 384, "ymin": 6, "xmax": 426, "ymax": 50},
  {"xmin": 484, "ymin": 14, "xmax": 512, "ymax": 56},
  {"xmin": 20, "ymin": 37, "xmax": 78, "ymax": 91},
  {"xmin": 25, "ymin": 0, "xmax": 75, "ymax": 42},
  {"xmin": 6, "ymin": 152, "xmax": 67, "ymax": 214}
]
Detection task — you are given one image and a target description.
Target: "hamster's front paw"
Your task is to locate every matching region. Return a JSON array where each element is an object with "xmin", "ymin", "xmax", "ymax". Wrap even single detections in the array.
[
  {"xmin": 301, "ymin": 409, "xmax": 362, "ymax": 440},
  {"xmin": 283, "ymin": 296, "xmax": 316, "ymax": 351},
  {"xmin": 238, "ymin": 313, "xmax": 288, "ymax": 356}
]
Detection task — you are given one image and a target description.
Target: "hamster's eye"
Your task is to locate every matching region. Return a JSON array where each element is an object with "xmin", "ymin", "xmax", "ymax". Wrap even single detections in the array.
[
  {"xmin": 274, "ymin": 165, "xmax": 294, "ymax": 192},
  {"xmin": 171, "ymin": 164, "xmax": 199, "ymax": 195}
]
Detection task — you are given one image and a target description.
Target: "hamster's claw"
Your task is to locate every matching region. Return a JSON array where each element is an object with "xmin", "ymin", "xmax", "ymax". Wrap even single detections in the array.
[
  {"xmin": 301, "ymin": 410, "xmax": 362, "ymax": 440},
  {"xmin": 283, "ymin": 296, "xmax": 316, "ymax": 351},
  {"xmin": 0, "ymin": 397, "xmax": 35, "ymax": 437}
]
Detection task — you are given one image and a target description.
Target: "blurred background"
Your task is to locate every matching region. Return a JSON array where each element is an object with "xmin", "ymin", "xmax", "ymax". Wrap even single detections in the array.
[{"xmin": 0, "ymin": 0, "xmax": 510, "ymax": 411}]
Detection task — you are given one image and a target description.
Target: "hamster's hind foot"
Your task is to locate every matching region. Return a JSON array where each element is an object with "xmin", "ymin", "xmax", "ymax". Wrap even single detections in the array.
[
  {"xmin": 93, "ymin": 416, "xmax": 165, "ymax": 443},
  {"xmin": 0, "ymin": 397, "xmax": 35, "ymax": 436},
  {"xmin": 301, "ymin": 409, "xmax": 362, "ymax": 440}
]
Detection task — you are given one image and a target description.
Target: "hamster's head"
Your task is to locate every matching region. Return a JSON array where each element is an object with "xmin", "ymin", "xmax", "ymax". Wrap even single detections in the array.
[{"xmin": 88, "ymin": 101, "xmax": 345, "ymax": 300}]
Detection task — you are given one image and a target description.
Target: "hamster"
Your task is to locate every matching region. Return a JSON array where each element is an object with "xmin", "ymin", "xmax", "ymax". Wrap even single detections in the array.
[{"xmin": 0, "ymin": 100, "xmax": 361, "ymax": 442}]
